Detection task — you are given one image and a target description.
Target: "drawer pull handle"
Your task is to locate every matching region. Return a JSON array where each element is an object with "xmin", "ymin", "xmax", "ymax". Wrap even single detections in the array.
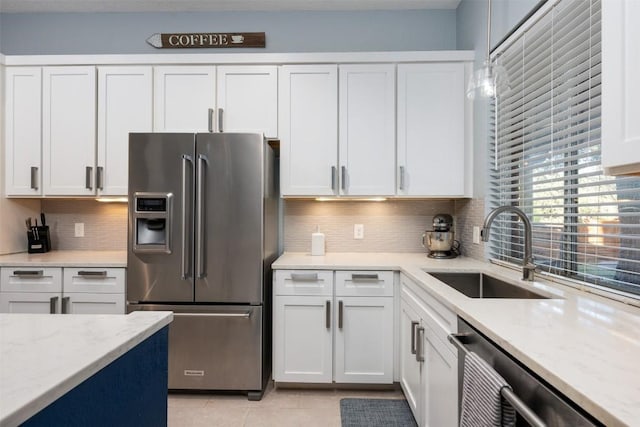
[
  {"xmin": 290, "ymin": 273, "xmax": 319, "ymax": 282},
  {"xmin": 13, "ymin": 270, "xmax": 44, "ymax": 277},
  {"xmin": 78, "ymin": 271, "xmax": 108, "ymax": 277},
  {"xmin": 351, "ymin": 273, "xmax": 379, "ymax": 281}
]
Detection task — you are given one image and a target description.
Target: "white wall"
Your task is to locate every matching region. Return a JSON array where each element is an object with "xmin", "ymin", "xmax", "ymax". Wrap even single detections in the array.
[{"xmin": 0, "ymin": 59, "xmax": 41, "ymax": 254}]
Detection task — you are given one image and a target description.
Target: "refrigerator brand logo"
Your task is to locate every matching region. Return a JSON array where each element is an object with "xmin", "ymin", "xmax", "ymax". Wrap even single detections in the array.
[
  {"xmin": 184, "ymin": 370, "xmax": 205, "ymax": 377},
  {"xmin": 146, "ymin": 32, "xmax": 265, "ymax": 49}
]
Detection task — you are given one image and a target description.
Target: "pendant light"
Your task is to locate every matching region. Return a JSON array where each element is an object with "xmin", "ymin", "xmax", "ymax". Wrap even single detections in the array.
[{"xmin": 466, "ymin": 0, "xmax": 509, "ymax": 99}]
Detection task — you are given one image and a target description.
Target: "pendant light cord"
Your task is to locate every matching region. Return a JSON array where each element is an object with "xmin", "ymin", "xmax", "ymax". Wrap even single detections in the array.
[{"xmin": 486, "ymin": 0, "xmax": 492, "ymax": 62}]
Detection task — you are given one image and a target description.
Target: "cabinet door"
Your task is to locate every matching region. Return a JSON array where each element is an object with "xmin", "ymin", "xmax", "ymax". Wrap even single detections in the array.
[
  {"xmin": 400, "ymin": 296, "xmax": 423, "ymax": 425},
  {"xmin": 63, "ymin": 292, "xmax": 125, "ymax": 314},
  {"xmin": 0, "ymin": 292, "xmax": 60, "ymax": 313},
  {"xmin": 279, "ymin": 65, "xmax": 338, "ymax": 196},
  {"xmin": 273, "ymin": 295, "xmax": 333, "ymax": 383},
  {"xmin": 339, "ymin": 64, "xmax": 396, "ymax": 196},
  {"xmin": 397, "ymin": 63, "xmax": 469, "ymax": 197},
  {"xmin": 154, "ymin": 66, "xmax": 216, "ymax": 132},
  {"xmin": 334, "ymin": 296, "xmax": 394, "ymax": 383},
  {"xmin": 97, "ymin": 66, "xmax": 153, "ymax": 196},
  {"xmin": 423, "ymin": 327, "xmax": 458, "ymax": 427},
  {"xmin": 602, "ymin": 0, "xmax": 640, "ymax": 175},
  {"xmin": 217, "ymin": 66, "xmax": 278, "ymax": 138},
  {"xmin": 42, "ymin": 66, "xmax": 97, "ymax": 196},
  {"xmin": 4, "ymin": 67, "xmax": 42, "ymax": 196}
]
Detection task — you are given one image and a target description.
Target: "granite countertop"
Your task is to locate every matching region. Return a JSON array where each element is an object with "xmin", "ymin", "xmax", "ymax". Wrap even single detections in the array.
[
  {"xmin": 0, "ymin": 250, "xmax": 127, "ymax": 267},
  {"xmin": 0, "ymin": 311, "xmax": 173, "ymax": 427},
  {"xmin": 273, "ymin": 252, "xmax": 640, "ymax": 427}
]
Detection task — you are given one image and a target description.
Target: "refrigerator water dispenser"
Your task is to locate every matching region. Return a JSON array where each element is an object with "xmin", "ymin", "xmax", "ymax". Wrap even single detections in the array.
[{"xmin": 133, "ymin": 192, "xmax": 172, "ymax": 253}]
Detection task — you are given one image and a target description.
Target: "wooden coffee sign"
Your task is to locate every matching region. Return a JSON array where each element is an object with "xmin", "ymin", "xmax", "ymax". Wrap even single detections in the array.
[{"xmin": 146, "ymin": 32, "xmax": 265, "ymax": 49}]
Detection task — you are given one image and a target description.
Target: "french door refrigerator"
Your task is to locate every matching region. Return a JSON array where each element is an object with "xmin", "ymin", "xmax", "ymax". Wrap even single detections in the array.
[{"xmin": 126, "ymin": 132, "xmax": 278, "ymax": 400}]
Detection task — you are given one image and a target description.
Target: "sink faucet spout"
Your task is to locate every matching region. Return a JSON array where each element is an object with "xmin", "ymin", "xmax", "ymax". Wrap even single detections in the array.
[{"xmin": 482, "ymin": 206, "xmax": 536, "ymax": 281}]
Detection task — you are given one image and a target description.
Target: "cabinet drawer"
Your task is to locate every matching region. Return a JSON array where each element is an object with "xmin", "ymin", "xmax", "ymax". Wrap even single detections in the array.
[
  {"xmin": 0, "ymin": 267, "xmax": 62, "ymax": 293},
  {"xmin": 274, "ymin": 270, "xmax": 333, "ymax": 296},
  {"xmin": 63, "ymin": 268, "xmax": 125, "ymax": 293},
  {"xmin": 335, "ymin": 271, "xmax": 393, "ymax": 297}
]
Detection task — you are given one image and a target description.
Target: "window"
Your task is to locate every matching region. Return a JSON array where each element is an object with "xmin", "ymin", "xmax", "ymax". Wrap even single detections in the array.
[{"xmin": 490, "ymin": 0, "xmax": 640, "ymax": 297}]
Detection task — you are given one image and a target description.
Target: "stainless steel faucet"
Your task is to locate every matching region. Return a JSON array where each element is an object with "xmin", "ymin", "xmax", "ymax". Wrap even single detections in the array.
[{"xmin": 482, "ymin": 206, "xmax": 536, "ymax": 281}]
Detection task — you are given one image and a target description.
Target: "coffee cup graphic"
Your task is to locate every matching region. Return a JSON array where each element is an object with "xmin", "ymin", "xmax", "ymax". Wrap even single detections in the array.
[{"xmin": 231, "ymin": 35, "xmax": 244, "ymax": 44}]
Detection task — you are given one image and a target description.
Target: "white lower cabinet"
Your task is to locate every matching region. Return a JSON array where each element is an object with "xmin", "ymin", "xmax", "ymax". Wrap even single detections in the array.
[
  {"xmin": 273, "ymin": 270, "xmax": 394, "ymax": 384},
  {"xmin": 273, "ymin": 295, "xmax": 333, "ymax": 383},
  {"xmin": 0, "ymin": 266, "xmax": 125, "ymax": 314},
  {"xmin": 400, "ymin": 273, "xmax": 458, "ymax": 427},
  {"xmin": 334, "ymin": 296, "xmax": 394, "ymax": 383}
]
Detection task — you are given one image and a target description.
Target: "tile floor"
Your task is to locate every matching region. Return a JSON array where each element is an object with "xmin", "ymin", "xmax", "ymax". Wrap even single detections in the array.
[{"xmin": 167, "ymin": 382, "xmax": 407, "ymax": 427}]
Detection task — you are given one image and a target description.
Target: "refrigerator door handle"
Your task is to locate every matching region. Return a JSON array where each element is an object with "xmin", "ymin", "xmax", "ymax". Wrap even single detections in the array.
[
  {"xmin": 173, "ymin": 312, "xmax": 252, "ymax": 319},
  {"xmin": 196, "ymin": 154, "xmax": 208, "ymax": 279},
  {"xmin": 181, "ymin": 154, "xmax": 193, "ymax": 280}
]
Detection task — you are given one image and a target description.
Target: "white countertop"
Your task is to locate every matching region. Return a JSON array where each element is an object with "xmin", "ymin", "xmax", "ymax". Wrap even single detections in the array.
[
  {"xmin": 0, "ymin": 311, "xmax": 173, "ymax": 427},
  {"xmin": 273, "ymin": 252, "xmax": 640, "ymax": 427},
  {"xmin": 0, "ymin": 250, "xmax": 127, "ymax": 267}
]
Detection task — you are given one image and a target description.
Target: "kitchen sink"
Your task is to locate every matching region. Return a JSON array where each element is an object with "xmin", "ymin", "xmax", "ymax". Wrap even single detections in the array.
[{"xmin": 426, "ymin": 272, "xmax": 550, "ymax": 299}]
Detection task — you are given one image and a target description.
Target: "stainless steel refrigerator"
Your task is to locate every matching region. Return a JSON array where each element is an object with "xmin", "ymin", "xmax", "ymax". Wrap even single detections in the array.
[{"xmin": 126, "ymin": 132, "xmax": 278, "ymax": 400}]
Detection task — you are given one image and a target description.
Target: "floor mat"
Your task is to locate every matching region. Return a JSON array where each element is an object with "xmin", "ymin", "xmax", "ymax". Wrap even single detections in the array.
[{"xmin": 340, "ymin": 398, "xmax": 418, "ymax": 427}]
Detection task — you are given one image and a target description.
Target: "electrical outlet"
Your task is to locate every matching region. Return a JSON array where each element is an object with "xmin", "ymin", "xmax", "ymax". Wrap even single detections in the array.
[
  {"xmin": 354, "ymin": 224, "xmax": 364, "ymax": 239},
  {"xmin": 473, "ymin": 226, "xmax": 481, "ymax": 244},
  {"xmin": 74, "ymin": 223, "xmax": 85, "ymax": 238}
]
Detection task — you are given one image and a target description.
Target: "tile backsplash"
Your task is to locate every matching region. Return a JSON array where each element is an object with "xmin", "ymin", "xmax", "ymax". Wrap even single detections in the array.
[
  {"xmin": 40, "ymin": 198, "xmax": 485, "ymax": 256},
  {"xmin": 284, "ymin": 199, "xmax": 456, "ymax": 253},
  {"xmin": 41, "ymin": 200, "xmax": 127, "ymax": 251},
  {"xmin": 454, "ymin": 197, "xmax": 486, "ymax": 261}
]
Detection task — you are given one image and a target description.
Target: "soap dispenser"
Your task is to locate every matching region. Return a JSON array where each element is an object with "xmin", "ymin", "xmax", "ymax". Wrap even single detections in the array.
[{"xmin": 311, "ymin": 226, "xmax": 325, "ymax": 256}]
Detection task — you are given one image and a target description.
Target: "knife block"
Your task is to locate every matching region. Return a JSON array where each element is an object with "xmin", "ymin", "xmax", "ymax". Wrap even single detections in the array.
[{"xmin": 27, "ymin": 226, "xmax": 51, "ymax": 253}]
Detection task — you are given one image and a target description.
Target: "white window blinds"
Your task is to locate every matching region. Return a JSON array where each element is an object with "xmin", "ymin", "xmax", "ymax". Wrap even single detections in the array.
[{"xmin": 490, "ymin": 0, "xmax": 640, "ymax": 297}]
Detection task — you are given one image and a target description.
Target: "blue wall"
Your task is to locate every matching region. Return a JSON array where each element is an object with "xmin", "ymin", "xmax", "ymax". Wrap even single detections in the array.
[{"xmin": 0, "ymin": 10, "xmax": 457, "ymax": 55}]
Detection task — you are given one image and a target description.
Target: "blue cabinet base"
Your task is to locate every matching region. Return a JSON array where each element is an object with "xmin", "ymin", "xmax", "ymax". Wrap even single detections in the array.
[{"xmin": 24, "ymin": 327, "xmax": 169, "ymax": 427}]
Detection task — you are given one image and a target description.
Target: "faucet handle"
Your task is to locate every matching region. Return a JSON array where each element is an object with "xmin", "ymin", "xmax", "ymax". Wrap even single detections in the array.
[{"xmin": 522, "ymin": 262, "xmax": 536, "ymax": 281}]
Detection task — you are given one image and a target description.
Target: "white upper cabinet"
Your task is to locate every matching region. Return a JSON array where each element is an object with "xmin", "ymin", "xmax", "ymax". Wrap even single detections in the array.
[
  {"xmin": 4, "ymin": 67, "xmax": 42, "ymax": 196},
  {"xmin": 602, "ymin": 0, "xmax": 640, "ymax": 175},
  {"xmin": 338, "ymin": 64, "xmax": 396, "ymax": 196},
  {"xmin": 42, "ymin": 66, "xmax": 97, "ymax": 196},
  {"xmin": 397, "ymin": 63, "xmax": 471, "ymax": 197},
  {"xmin": 97, "ymin": 66, "xmax": 153, "ymax": 196},
  {"xmin": 279, "ymin": 65, "xmax": 338, "ymax": 196},
  {"xmin": 216, "ymin": 66, "xmax": 278, "ymax": 138},
  {"xmin": 154, "ymin": 66, "xmax": 216, "ymax": 132}
]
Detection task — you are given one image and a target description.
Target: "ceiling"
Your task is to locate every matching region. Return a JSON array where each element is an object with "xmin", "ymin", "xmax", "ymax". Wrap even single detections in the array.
[{"xmin": 0, "ymin": 0, "xmax": 461, "ymax": 13}]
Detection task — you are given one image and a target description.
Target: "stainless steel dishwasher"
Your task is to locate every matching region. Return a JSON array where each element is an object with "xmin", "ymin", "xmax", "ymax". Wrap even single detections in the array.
[{"xmin": 451, "ymin": 318, "xmax": 603, "ymax": 426}]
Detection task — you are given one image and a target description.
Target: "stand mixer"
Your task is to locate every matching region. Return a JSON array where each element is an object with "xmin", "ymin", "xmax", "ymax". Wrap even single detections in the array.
[{"xmin": 422, "ymin": 214, "xmax": 460, "ymax": 259}]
